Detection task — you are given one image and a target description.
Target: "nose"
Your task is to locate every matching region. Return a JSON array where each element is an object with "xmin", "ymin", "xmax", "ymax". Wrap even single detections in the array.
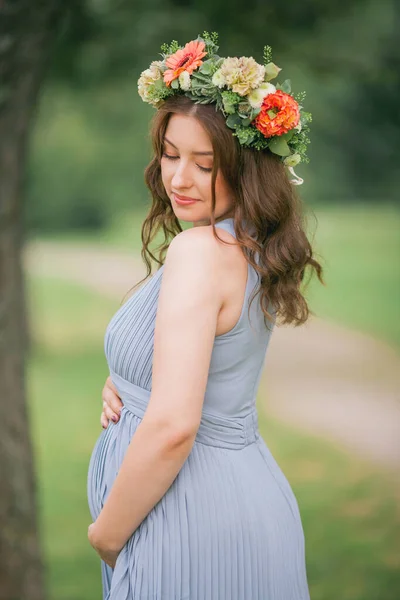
[{"xmin": 171, "ymin": 159, "xmax": 193, "ymax": 191}]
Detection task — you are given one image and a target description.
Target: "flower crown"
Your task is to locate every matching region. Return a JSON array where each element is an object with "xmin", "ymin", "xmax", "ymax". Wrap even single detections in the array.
[{"xmin": 137, "ymin": 31, "xmax": 312, "ymax": 185}]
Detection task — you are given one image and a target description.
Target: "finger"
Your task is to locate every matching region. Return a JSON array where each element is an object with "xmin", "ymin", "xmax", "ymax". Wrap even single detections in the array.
[
  {"xmin": 103, "ymin": 401, "xmax": 120, "ymax": 424},
  {"xmin": 105, "ymin": 375, "xmax": 120, "ymax": 395},
  {"xmin": 100, "ymin": 410, "xmax": 109, "ymax": 429},
  {"xmin": 102, "ymin": 386, "xmax": 123, "ymax": 415}
]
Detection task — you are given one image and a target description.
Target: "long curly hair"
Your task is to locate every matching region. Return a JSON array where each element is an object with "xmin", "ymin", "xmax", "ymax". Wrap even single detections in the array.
[{"xmin": 127, "ymin": 94, "xmax": 325, "ymax": 328}]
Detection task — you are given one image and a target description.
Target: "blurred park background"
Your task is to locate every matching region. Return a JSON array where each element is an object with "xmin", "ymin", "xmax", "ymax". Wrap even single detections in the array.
[{"xmin": 1, "ymin": 0, "xmax": 400, "ymax": 599}]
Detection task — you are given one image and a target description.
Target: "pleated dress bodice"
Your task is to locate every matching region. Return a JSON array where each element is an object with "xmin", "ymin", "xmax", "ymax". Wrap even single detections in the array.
[{"xmin": 104, "ymin": 217, "xmax": 276, "ymax": 417}]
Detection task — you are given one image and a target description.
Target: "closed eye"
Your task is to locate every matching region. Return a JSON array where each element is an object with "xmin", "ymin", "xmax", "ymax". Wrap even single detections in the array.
[{"xmin": 162, "ymin": 152, "xmax": 212, "ymax": 173}]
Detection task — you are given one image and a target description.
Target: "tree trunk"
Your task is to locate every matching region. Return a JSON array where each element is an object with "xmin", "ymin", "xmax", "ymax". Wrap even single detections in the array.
[{"xmin": 0, "ymin": 2, "xmax": 65, "ymax": 598}]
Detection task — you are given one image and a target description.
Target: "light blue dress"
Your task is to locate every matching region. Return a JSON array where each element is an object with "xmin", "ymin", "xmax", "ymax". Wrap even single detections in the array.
[{"xmin": 87, "ymin": 217, "xmax": 310, "ymax": 599}]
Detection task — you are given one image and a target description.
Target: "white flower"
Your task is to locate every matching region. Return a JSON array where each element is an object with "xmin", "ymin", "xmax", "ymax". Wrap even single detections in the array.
[
  {"xmin": 247, "ymin": 82, "xmax": 276, "ymax": 108},
  {"xmin": 211, "ymin": 69, "xmax": 226, "ymax": 88},
  {"xmin": 178, "ymin": 71, "xmax": 191, "ymax": 91},
  {"xmin": 283, "ymin": 153, "xmax": 301, "ymax": 167},
  {"xmin": 294, "ymin": 121, "xmax": 302, "ymax": 133}
]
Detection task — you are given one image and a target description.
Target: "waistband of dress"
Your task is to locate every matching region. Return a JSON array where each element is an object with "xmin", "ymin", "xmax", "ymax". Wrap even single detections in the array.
[{"xmin": 109, "ymin": 370, "xmax": 259, "ymax": 450}]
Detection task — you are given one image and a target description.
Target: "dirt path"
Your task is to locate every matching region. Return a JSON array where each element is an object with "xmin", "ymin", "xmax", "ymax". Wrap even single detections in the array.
[{"xmin": 24, "ymin": 240, "xmax": 400, "ymax": 471}]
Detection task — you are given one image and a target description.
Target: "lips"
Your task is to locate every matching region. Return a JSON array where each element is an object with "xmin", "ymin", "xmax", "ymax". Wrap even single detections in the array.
[
  {"xmin": 173, "ymin": 192, "xmax": 200, "ymax": 206},
  {"xmin": 173, "ymin": 192, "xmax": 199, "ymax": 202}
]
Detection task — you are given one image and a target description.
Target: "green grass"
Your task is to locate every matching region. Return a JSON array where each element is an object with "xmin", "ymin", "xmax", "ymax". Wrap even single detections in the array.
[
  {"xmin": 305, "ymin": 202, "xmax": 400, "ymax": 350},
  {"xmin": 27, "ymin": 275, "xmax": 400, "ymax": 599}
]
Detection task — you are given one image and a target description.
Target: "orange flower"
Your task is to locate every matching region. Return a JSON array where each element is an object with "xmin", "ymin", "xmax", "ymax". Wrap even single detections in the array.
[
  {"xmin": 163, "ymin": 40, "xmax": 207, "ymax": 87},
  {"xmin": 254, "ymin": 90, "xmax": 300, "ymax": 138}
]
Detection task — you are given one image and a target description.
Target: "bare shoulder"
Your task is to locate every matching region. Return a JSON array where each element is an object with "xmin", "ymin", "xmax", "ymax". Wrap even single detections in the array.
[
  {"xmin": 166, "ymin": 225, "xmax": 247, "ymax": 302},
  {"xmin": 164, "ymin": 224, "xmax": 248, "ymax": 337},
  {"xmin": 169, "ymin": 223, "xmax": 248, "ymax": 309},
  {"xmin": 162, "ymin": 226, "xmax": 224, "ymax": 294},
  {"xmin": 167, "ymin": 223, "xmax": 243, "ymax": 268}
]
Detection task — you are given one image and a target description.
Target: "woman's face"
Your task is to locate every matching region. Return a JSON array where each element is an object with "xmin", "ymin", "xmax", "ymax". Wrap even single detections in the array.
[{"xmin": 161, "ymin": 114, "xmax": 234, "ymax": 226}]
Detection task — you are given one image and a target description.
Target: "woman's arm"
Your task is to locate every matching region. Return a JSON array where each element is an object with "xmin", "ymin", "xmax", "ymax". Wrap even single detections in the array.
[{"xmin": 89, "ymin": 226, "xmax": 224, "ymax": 554}]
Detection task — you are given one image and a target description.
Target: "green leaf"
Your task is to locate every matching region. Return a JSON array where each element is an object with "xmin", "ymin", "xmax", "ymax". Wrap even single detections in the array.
[
  {"xmin": 279, "ymin": 131, "xmax": 295, "ymax": 143},
  {"xmin": 199, "ymin": 60, "xmax": 213, "ymax": 75},
  {"xmin": 278, "ymin": 79, "xmax": 291, "ymax": 94},
  {"xmin": 250, "ymin": 107, "xmax": 261, "ymax": 118},
  {"xmin": 191, "ymin": 71, "xmax": 211, "ymax": 84},
  {"xmin": 170, "ymin": 78, "xmax": 179, "ymax": 90},
  {"xmin": 268, "ymin": 137, "xmax": 291, "ymax": 156},
  {"xmin": 226, "ymin": 114, "xmax": 242, "ymax": 129}
]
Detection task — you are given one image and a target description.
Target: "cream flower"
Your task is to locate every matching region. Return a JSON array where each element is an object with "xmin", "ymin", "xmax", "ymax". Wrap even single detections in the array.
[
  {"xmin": 247, "ymin": 82, "xmax": 276, "ymax": 108},
  {"xmin": 178, "ymin": 70, "xmax": 191, "ymax": 91},
  {"xmin": 211, "ymin": 69, "xmax": 227, "ymax": 88},
  {"xmin": 137, "ymin": 60, "xmax": 164, "ymax": 105},
  {"xmin": 219, "ymin": 56, "xmax": 265, "ymax": 96}
]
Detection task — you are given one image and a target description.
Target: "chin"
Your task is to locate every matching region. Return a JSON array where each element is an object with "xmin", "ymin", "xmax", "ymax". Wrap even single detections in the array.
[
  {"xmin": 177, "ymin": 215, "xmax": 202, "ymax": 225},
  {"xmin": 172, "ymin": 204, "xmax": 201, "ymax": 219}
]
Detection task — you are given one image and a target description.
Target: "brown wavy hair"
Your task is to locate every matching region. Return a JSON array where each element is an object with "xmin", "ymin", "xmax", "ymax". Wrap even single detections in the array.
[{"xmin": 126, "ymin": 94, "xmax": 325, "ymax": 328}]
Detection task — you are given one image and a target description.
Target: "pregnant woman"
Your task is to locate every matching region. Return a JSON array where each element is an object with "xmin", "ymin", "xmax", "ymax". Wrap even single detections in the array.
[{"xmin": 87, "ymin": 31, "xmax": 323, "ymax": 599}]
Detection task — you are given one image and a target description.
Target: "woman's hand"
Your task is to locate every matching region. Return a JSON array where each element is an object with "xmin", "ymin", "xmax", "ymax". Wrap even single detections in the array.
[
  {"xmin": 101, "ymin": 375, "xmax": 123, "ymax": 429},
  {"xmin": 88, "ymin": 522, "xmax": 120, "ymax": 569}
]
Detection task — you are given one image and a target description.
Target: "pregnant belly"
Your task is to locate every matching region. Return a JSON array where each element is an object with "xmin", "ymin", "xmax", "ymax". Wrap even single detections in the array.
[{"xmin": 87, "ymin": 407, "xmax": 141, "ymax": 521}]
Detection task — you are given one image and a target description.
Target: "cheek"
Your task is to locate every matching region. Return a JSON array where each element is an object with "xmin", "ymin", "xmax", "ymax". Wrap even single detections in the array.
[{"xmin": 160, "ymin": 160, "xmax": 172, "ymax": 186}]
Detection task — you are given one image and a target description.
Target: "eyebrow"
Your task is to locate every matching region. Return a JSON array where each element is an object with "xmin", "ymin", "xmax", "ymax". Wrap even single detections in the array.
[{"xmin": 163, "ymin": 136, "xmax": 213, "ymax": 156}]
